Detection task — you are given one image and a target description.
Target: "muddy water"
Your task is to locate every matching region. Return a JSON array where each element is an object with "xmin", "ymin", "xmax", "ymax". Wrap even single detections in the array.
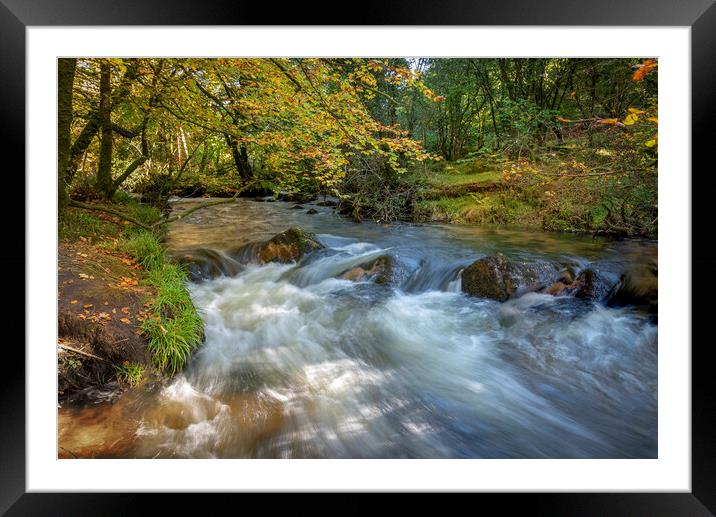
[{"xmin": 59, "ymin": 199, "xmax": 657, "ymax": 458}]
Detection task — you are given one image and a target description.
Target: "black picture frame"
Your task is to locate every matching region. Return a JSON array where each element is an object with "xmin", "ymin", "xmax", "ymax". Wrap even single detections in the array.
[{"xmin": 5, "ymin": 0, "xmax": 715, "ymax": 513}]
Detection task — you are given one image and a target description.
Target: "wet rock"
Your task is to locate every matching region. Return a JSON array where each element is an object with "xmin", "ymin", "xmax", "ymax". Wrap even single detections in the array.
[
  {"xmin": 542, "ymin": 268, "xmax": 615, "ymax": 301},
  {"xmin": 461, "ymin": 253, "xmax": 559, "ymax": 301},
  {"xmin": 252, "ymin": 227, "xmax": 324, "ymax": 264},
  {"xmin": 544, "ymin": 281, "xmax": 569, "ymax": 296},
  {"xmin": 174, "ymin": 248, "xmax": 244, "ymax": 282},
  {"xmin": 291, "ymin": 204, "xmax": 305, "ymax": 210},
  {"xmin": 339, "ymin": 255, "xmax": 394, "ymax": 284},
  {"xmin": 316, "ymin": 199, "xmax": 339, "ymax": 207},
  {"xmin": 276, "ymin": 191, "xmax": 316, "ymax": 204},
  {"xmin": 306, "ymin": 208, "xmax": 318, "ymax": 215},
  {"xmin": 571, "ymin": 269, "xmax": 613, "ymax": 300},
  {"xmin": 607, "ymin": 265, "xmax": 658, "ymax": 322}
]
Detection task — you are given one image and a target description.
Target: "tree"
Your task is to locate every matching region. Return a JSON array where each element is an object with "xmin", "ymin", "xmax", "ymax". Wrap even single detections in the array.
[
  {"xmin": 95, "ymin": 60, "xmax": 114, "ymax": 198},
  {"xmin": 58, "ymin": 58, "xmax": 77, "ymax": 217}
]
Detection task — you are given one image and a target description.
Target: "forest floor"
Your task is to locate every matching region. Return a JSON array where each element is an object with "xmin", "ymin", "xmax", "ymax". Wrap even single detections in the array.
[
  {"xmin": 57, "ymin": 209, "xmax": 158, "ymax": 405},
  {"xmin": 410, "ymin": 156, "xmax": 543, "ymax": 228}
]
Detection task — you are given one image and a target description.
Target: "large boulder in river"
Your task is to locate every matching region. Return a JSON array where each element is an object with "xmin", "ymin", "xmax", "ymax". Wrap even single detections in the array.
[
  {"xmin": 340, "ymin": 255, "xmax": 393, "ymax": 284},
  {"xmin": 461, "ymin": 253, "xmax": 559, "ymax": 301},
  {"xmin": 253, "ymin": 227, "xmax": 324, "ymax": 264}
]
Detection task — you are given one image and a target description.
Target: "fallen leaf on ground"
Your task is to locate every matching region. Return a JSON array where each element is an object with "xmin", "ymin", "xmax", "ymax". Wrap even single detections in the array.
[
  {"xmin": 83, "ymin": 304, "xmax": 93, "ymax": 309},
  {"xmin": 120, "ymin": 307, "xmax": 130, "ymax": 314},
  {"xmin": 70, "ymin": 300, "xmax": 78, "ymax": 304},
  {"xmin": 120, "ymin": 318, "xmax": 132, "ymax": 324}
]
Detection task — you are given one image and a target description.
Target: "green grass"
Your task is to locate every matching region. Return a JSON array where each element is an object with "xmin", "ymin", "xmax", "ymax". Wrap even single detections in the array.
[
  {"xmin": 414, "ymin": 192, "xmax": 538, "ymax": 226},
  {"xmin": 142, "ymin": 305, "xmax": 203, "ymax": 375},
  {"xmin": 116, "ymin": 362, "xmax": 145, "ymax": 387},
  {"xmin": 130, "ymin": 244, "xmax": 203, "ymax": 376},
  {"xmin": 430, "ymin": 169, "xmax": 503, "ymax": 187},
  {"xmin": 59, "ymin": 210, "xmax": 115, "ymax": 241},
  {"xmin": 120, "ymin": 232, "xmax": 165, "ymax": 270}
]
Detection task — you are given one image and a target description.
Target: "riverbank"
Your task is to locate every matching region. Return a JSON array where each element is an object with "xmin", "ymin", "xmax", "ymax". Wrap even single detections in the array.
[
  {"xmin": 164, "ymin": 153, "xmax": 657, "ymax": 239},
  {"xmin": 57, "ymin": 199, "xmax": 203, "ymax": 409}
]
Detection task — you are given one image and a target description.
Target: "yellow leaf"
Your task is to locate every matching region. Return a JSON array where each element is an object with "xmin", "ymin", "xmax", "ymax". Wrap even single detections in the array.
[
  {"xmin": 120, "ymin": 318, "xmax": 132, "ymax": 324},
  {"xmin": 624, "ymin": 113, "xmax": 639, "ymax": 126},
  {"xmin": 647, "ymin": 117, "xmax": 658, "ymax": 124},
  {"xmin": 627, "ymin": 108, "xmax": 646, "ymax": 115},
  {"xmin": 645, "ymin": 133, "xmax": 658, "ymax": 147}
]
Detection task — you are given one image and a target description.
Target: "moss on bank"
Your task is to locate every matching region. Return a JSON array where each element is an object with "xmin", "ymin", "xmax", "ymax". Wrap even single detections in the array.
[{"xmin": 407, "ymin": 155, "xmax": 656, "ymax": 237}]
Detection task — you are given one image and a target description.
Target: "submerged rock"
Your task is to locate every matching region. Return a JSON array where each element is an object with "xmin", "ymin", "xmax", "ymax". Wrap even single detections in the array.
[
  {"xmin": 607, "ymin": 264, "xmax": 658, "ymax": 322},
  {"xmin": 306, "ymin": 208, "xmax": 318, "ymax": 215},
  {"xmin": 174, "ymin": 248, "xmax": 244, "ymax": 282},
  {"xmin": 461, "ymin": 253, "xmax": 559, "ymax": 301},
  {"xmin": 316, "ymin": 198, "xmax": 339, "ymax": 207},
  {"xmin": 276, "ymin": 191, "xmax": 317, "ymax": 204},
  {"xmin": 339, "ymin": 255, "xmax": 394, "ymax": 284},
  {"xmin": 250, "ymin": 227, "xmax": 324, "ymax": 264}
]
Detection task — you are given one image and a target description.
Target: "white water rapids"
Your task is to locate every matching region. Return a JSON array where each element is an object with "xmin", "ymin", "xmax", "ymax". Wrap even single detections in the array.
[{"xmin": 61, "ymin": 199, "xmax": 658, "ymax": 458}]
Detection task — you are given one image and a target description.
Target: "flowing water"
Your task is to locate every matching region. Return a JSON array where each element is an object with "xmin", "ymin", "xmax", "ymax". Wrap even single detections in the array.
[{"xmin": 59, "ymin": 199, "xmax": 657, "ymax": 458}]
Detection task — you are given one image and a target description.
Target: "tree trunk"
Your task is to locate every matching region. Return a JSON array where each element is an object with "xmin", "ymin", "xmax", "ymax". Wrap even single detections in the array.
[
  {"xmin": 65, "ymin": 61, "xmax": 138, "ymax": 185},
  {"xmin": 96, "ymin": 61, "xmax": 114, "ymax": 199},
  {"xmin": 224, "ymin": 133, "xmax": 252, "ymax": 180},
  {"xmin": 58, "ymin": 58, "xmax": 77, "ymax": 217}
]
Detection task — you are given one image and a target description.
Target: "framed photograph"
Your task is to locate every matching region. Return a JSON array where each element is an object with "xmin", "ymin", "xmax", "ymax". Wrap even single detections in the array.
[{"xmin": 6, "ymin": 0, "xmax": 715, "ymax": 513}]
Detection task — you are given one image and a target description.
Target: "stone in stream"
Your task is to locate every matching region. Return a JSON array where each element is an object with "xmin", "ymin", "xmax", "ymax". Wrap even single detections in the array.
[
  {"xmin": 291, "ymin": 204, "xmax": 305, "ymax": 210},
  {"xmin": 251, "ymin": 227, "xmax": 324, "ymax": 264},
  {"xmin": 276, "ymin": 191, "xmax": 317, "ymax": 204},
  {"xmin": 461, "ymin": 253, "xmax": 560, "ymax": 301},
  {"xmin": 174, "ymin": 248, "xmax": 244, "ymax": 282},
  {"xmin": 306, "ymin": 208, "xmax": 318, "ymax": 215},
  {"xmin": 339, "ymin": 255, "xmax": 394, "ymax": 284},
  {"xmin": 606, "ymin": 264, "xmax": 658, "ymax": 322},
  {"xmin": 542, "ymin": 268, "xmax": 614, "ymax": 301}
]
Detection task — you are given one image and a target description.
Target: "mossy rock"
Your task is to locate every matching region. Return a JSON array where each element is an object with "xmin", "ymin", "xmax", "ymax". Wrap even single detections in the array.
[
  {"xmin": 461, "ymin": 253, "xmax": 514, "ymax": 301},
  {"xmin": 254, "ymin": 227, "xmax": 324, "ymax": 264},
  {"xmin": 461, "ymin": 253, "xmax": 559, "ymax": 301}
]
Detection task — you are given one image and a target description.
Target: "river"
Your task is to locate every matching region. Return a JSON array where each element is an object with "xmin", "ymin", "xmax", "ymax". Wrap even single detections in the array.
[{"xmin": 59, "ymin": 198, "xmax": 657, "ymax": 458}]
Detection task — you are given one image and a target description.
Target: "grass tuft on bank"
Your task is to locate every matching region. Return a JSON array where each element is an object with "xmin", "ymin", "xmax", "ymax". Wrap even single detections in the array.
[
  {"xmin": 121, "ymin": 230, "xmax": 203, "ymax": 376},
  {"xmin": 61, "ymin": 196, "xmax": 203, "ymax": 377}
]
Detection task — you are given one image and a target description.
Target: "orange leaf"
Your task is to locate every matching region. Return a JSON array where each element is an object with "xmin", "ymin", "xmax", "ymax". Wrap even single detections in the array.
[{"xmin": 633, "ymin": 59, "xmax": 657, "ymax": 81}]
